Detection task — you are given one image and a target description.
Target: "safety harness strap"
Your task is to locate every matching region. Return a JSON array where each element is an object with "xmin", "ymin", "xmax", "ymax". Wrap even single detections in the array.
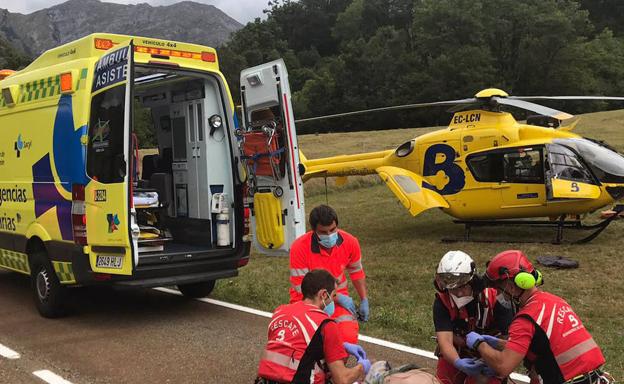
[{"xmin": 291, "ymin": 318, "xmax": 332, "ymax": 384}]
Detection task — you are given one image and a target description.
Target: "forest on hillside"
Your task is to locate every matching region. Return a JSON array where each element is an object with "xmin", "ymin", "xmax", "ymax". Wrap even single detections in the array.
[{"xmin": 218, "ymin": 0, "xmax": 624, "ymax": 133}]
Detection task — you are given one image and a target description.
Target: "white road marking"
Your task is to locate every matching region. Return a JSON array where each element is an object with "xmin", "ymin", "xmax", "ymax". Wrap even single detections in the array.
[
  {"xmin": 0, "ymin": 342, "xmax": 20, "ymax": 359},
  {"xmin": 33, "ymin": 370, "xmax": 73, "ymax": 384},
  {"xmin": 154, "ymin": 287, "xmax": 529, "ymax": 382}
]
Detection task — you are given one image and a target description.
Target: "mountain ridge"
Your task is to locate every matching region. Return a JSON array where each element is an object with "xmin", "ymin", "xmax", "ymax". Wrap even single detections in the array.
[{"xmin": 0, "ymin": 0, "xmax": 242, "ymax": 67}]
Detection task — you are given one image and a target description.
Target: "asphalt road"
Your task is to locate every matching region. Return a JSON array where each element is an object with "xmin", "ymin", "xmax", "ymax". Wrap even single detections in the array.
[{"xmin": 0, "ymin": 270, "xmax": 436, "ymax": 384}]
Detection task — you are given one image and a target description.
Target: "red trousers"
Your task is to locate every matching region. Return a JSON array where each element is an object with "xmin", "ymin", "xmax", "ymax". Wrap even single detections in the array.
[{"xmin": 436, "ymin": 357, "xmax": 503, "ymax": 384}]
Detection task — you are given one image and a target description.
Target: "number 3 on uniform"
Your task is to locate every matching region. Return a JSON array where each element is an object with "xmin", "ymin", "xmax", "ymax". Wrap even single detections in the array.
[
  {"xmin": 276, "ymin": 329, "xmax": 286, "ymax": 341},
  {"xmin": 571, "ymin": 182, "xmax": 580, "ymax": 192}
]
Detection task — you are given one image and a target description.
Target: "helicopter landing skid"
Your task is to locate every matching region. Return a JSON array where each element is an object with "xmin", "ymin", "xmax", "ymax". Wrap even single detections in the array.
[{"xmin": 442, "ymin": 204, "xmax": 624, "ymax": 244}]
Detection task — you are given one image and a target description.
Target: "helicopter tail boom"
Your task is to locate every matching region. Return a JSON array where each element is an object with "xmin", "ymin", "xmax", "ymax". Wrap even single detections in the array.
[{"xmin": 300, "ymin": 149, "xmax": 393, "ymax": 181}]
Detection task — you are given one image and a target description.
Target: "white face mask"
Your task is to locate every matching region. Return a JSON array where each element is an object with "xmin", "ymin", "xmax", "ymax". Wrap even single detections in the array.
[{"xmin": 450, "ymin": 293, "xmax": 474, "ymax": 308}]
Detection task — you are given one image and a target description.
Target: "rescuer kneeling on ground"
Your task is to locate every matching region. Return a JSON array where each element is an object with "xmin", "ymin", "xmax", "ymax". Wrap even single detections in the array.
[
  {"xmin": 466, "ymin": 250, "xmax": 613, "ymax": 384},
  {"xmin": 256, "ymin": 269, "xmax": 370, "ymax": 384},
  {"xmin": 433, "ymin": 250, "xmax": 514, "ymax": 384},
  {"xmin": 289, "ymin": 204, "xmax": 369, "ymax": 344}
]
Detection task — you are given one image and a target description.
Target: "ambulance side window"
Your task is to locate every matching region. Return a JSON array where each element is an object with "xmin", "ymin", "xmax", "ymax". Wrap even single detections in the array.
[{"xmin": 87, "ymin": 85, "xmax": 126, "ymax": 183}]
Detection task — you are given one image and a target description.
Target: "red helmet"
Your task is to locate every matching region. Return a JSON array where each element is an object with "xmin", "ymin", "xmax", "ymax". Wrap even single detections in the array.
[{"xmin": 485, "ymin": 250, "xmax": 535, "ymax": 282}]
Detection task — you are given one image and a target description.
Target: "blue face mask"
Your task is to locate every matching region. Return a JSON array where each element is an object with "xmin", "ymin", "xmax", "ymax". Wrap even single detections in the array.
[
  {"xmin": 322, "ymin": 291, "xmax": 335, "ymax": 316},
  {"xmin": 318, "ymin": 231, "xmax": 338, "ymax": 248}
]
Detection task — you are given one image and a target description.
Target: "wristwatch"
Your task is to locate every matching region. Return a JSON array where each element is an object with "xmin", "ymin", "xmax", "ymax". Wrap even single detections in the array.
[{"xmin": 472, "ymin": 338, "xmax": 485, "ymax": 351}]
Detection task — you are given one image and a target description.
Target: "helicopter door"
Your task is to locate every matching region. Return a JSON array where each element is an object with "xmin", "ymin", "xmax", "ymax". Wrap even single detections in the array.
[
  {"xmin": 240, "ymin": 59, "xmax": 306, "ymax": 255},
  {"xmin": 545, "ymin": 144, "xmax": 601, "ymax": 200},
  {"xmin": 499, "ymin": 147, "xmax": 546, "ymax": 207}
]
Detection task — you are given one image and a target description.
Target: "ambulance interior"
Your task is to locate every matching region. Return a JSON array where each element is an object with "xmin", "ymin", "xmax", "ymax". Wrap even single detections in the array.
[{"xmin": 130, "ymin": 66, "xmax": 237, "ymax": 262}]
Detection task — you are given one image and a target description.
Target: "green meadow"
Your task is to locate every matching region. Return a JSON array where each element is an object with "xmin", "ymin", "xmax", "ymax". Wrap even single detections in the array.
[{"xmin": 213, "ymin": 109, "xmax": 624, "ymax": 377}]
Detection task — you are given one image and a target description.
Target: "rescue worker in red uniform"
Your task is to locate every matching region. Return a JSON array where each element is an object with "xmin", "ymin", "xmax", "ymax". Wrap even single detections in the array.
[
  {"xmin": 289, "ymin": 205, "xmax": 368, "ymax": 344},
  {"xmin": 256, "ymin": 269, "xmax": 371, "ymax": 384},
  {"xmin": 466, "ymin": 250, "xmax": 611, "ymax": 384},
  {"xmin": 433, "ymin": 250, "xmax": 514, "ymax": 384}
]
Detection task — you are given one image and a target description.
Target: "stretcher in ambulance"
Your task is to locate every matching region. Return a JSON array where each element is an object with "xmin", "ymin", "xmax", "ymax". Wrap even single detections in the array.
[{"xmin": 0, "ymin": 34, "xmax": 306, "ymax": 318}]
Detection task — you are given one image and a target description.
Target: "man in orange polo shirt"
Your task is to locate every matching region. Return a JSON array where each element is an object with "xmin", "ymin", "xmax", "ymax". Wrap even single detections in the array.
[{"xmin": 289, "ymin": 204, "xmax": 368, "ymax": 344}]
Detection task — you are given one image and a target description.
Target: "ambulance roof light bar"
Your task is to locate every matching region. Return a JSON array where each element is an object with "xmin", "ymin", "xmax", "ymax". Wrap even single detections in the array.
[{"xmin": 134, "ymin": 45, "xmax": 216, "ymax": 62}]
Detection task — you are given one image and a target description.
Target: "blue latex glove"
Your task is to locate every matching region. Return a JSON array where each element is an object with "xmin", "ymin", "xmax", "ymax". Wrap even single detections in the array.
[
  {"xmin": 482, "ymin": 334, "xmax": 501, "ymax": 349},
  {"xmin": 454, "ymin": 358, "xmax": 486, "ymax": 376},
  {"xmin": 343, "ymin": 342, "xmax": 367, "ymax": 360},
  {"xmin": 336, "ymin": 293, "xmax": 357, "ymax": 316},
  {"xmin": 358, "ymin": 358, "xmax": 372, "ymax": 375},
  {"xmin": 466, "ymin": 331, "xmax": 485, "ymax": 350},
  {"xmin": 358, "ymin": 298, "xmax": 369, "ymax": 322}
]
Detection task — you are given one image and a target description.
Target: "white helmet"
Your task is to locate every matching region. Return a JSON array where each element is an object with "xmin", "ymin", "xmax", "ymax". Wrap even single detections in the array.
[{"xmin": 436, "ymin": 250, "xmax": 475, "ymax": 290}]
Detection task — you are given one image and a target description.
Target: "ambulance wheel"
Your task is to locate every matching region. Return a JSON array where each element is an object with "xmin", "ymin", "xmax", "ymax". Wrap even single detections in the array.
[
  {"xmin": 177, "ymin": 280, "xmax": 216, "ymax": 298},
  {"xmin": 30, "ymin": 251, "xmax": 67, "ymax": 318}
]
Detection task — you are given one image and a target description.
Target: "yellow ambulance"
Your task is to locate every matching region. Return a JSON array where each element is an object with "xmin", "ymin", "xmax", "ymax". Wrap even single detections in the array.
[{"xmin": 0, "ymin": 33, "xmax": 306, "ymax": 317}]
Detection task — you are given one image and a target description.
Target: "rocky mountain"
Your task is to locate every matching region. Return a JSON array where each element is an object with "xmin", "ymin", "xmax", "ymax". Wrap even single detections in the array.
[
  {"xmin": 0, "ymin": 0, "xmax": 243, "ymax": 68},
  {"xmin": 0, "ymin": 36, "xmax": 30, "ymax": 69}
]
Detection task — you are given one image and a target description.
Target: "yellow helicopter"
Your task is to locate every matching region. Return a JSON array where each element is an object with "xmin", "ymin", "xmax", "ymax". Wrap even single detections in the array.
[{"xmin": 295, "ymin": 88, "xmax": 624, "ymax": 242}]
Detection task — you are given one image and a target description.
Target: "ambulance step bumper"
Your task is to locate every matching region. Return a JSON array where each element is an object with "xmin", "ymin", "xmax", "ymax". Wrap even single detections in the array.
[{"xmin": 113, "ymin": 269, "xmax": 238, "ymax": 288}]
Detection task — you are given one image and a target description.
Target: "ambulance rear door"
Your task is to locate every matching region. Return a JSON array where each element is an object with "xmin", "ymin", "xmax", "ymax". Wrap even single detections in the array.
[
  {"xmin": 84, "ymin": 40, "xmax": 136, "ymax": 275},
  {"xmin": 240, "ymin": 59, "xmax": 306, "ymax": 256}
]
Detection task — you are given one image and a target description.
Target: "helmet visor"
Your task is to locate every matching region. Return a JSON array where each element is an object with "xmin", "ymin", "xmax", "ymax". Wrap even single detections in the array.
[{"xmin": 436, "ymin": 272, "xmax": 473, "ymax": 290}]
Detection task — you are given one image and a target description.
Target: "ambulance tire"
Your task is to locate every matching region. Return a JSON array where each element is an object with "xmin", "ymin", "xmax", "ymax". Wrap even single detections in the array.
[
  {"xmin": 177, "ymin": 280, "xmax": 216, "ymax": 298},
  {"xmin": 30, "ymin": 251, "xmax": 68, "ymax": 318}
]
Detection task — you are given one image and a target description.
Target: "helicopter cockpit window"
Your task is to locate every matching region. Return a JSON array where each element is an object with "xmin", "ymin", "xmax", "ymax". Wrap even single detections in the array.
[
  {"xmin": 553, "ymin": 138, "xmax": 624, "ymax": 184},
  {"xmin": 503, "ymin": 149, "xmax": 543, "ymax": 184},
  {"xmin": 546, "ymin": 144, "xmax": 594, "ymax": 184}
]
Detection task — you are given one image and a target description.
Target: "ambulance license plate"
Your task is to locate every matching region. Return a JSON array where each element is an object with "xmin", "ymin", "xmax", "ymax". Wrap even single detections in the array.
[{"xmin": 96, "ymin": 255, "xmax": 123, "ymax": 269}]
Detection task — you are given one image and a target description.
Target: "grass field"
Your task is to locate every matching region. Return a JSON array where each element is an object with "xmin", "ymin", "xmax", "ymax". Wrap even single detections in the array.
[{"xmin": 211, "ymin": 109, "xmax": 624, "ymax": 377}]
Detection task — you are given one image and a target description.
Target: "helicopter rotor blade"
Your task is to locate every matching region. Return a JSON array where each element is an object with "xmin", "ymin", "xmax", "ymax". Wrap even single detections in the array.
[
  {"xmin": 494, "ymin": 97, "xmax": 574, "ymax": 120},
  {"xmin": 510, "ymin": 96, "xmax": 624, "ymax": 101},
  {"xmin": 294, "ymin": 98, "xmax": 476, "ymax": 123}
]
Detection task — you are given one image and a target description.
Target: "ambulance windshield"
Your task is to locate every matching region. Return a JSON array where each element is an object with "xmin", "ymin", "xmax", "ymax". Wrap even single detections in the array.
[{"xmin": 87, "ymin": 84, "xmax": 126, "ymax": 183}]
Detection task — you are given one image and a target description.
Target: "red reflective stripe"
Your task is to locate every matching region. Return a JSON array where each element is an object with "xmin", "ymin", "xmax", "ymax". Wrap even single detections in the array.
[
  {"xmin": 555, "ymin": 338, "xmax": 599, "ymax": 365},
  {"xmin": 283, "ymin": 93, "xmax": 300, "ymax": 209}
]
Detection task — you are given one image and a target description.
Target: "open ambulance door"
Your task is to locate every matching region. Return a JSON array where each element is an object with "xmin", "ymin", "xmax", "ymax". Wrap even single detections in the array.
[
  {"xmin": 84, "ymin": 39, "xmax": 136, "ymax": 275},
  {"xmin": 545, "ymin": 143, "xmax": 601, "ymax": 200},
  {"xmin": 240, "ymin": 59, "xmax": 306, "ymax": 255}
]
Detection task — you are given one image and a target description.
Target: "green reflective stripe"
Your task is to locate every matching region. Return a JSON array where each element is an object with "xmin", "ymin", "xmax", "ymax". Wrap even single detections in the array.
[
  {"xmin": 10, "ymin": 68, "xmax": 86, "ymax": 106},
  {"xmin": 47, "ymin": 76, "xmax": 55, "ymax": 97},
  {"xmin": 19, "ymin": 83, "xmax": 27, "ymax": 102},
  {"xmin": 0, "ymin": 249, "xmax": 30, "ymax": 274},
  {"xmin": 52, "ymin": 261, "xmax": 75, "ymax": 284},
  {"xmin": 40, "ymin": 78, "xmax": 47, "ymax": 98},
  {"xmin": 76, "ymin": 68, "xmax": 88, "ymax": 90}
]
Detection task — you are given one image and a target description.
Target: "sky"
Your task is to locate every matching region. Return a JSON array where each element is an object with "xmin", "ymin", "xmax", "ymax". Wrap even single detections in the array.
[{"xmin": 0, "ymin": 0, "xmax": 268, "ymax": 24}]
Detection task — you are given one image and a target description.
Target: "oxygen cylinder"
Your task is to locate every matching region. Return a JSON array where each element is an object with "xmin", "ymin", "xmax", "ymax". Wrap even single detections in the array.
[
  {"xmin": 212, "ymin": 193, "xmax": 231, "ymax": 246},
  {"xmin": 216, "ymin": 207, "xmax": 230, "ymax": 247}
]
